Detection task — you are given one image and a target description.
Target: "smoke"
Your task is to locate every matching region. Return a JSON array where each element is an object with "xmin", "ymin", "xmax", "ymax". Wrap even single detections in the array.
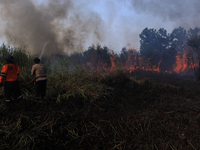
[
  {"xmin": 0, "ymin": 0, "xmax": 200, "ymax": 56},
  {"xmin": 128, "ymin": 0, "xmax": 200, "ymax": 30},
  {"xmin": 0, "ymin": 0, "xmax": 106, "ymax": 56}
]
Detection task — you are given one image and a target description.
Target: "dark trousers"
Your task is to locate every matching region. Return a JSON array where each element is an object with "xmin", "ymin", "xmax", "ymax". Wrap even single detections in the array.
[
  {"xmin": 36, "ymin": 80, "xmax": 47, "ymax": 98},
  {"xmin": 4, "ymin": 81, "xmax": 22, "ymax": 102}
]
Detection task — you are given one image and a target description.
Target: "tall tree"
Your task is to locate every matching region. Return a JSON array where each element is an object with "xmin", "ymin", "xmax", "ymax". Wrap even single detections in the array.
[
  {"xmin": 188, "ymin": 27, "xmax": 200, "ymax": 38},
  {"xmin": 139, "ymin": 27, "xmax": 169, "ymax": 66},
  {"xmin": 169, "ymin": 27, "xmax": 188, "ymax": 53},
  {"xmin": 187, "ymin": 35, "xmax": 200, "ymax": 80},
  {"xmin": 156, "ymin": 28, "xmax": 170, "ymax": 52}
]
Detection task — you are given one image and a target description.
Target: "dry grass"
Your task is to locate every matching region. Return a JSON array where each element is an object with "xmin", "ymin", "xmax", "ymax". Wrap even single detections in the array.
[
  {"xmin": 0, "ymin": 44, "xmax": 200, "ymax": 149},
  {"xmin": 0, "ymin": 69, "xmax": 200, "ymax": 149}
]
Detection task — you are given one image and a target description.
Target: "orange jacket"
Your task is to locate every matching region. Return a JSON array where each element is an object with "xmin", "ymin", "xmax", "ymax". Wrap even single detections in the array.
[{"xmin": 0, "ymin": 63, "xmax": 20, "ymax": 83}]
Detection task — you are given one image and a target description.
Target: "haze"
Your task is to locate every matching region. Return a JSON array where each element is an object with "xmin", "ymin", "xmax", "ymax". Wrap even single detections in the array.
[{"xmin": 0, "ymin": 0, "xmax": 199, "ymax": 56}]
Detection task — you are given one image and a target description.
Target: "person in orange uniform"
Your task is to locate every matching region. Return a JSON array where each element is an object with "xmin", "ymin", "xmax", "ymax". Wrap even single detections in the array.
[
  {"xmin": 0, "ymin": 55, "xmax": 23, "ymax": 108},
  {"xmin": 31, "ymin": 57, "xmax": 47, "ymax": 99}
]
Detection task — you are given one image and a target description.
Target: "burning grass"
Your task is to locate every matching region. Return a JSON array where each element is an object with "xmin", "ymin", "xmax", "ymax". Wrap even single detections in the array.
[
  {"xmin": 0, "ymin": 44, "xmax": 200, "ymax": 149},
  {"xmin": 1, "ymin": 68, "xmax": 200, "ymax": 149}
]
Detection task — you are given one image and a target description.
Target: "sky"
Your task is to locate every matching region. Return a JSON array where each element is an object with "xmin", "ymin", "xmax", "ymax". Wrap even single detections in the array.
[{"xmin": 0, "ymin": 0, "xmax": 199, "ymax": 57}]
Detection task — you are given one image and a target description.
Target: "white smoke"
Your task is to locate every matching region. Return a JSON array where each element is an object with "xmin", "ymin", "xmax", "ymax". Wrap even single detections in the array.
[{"xmin": 0, "ymin": 0, "xmax": 200, "ymax": 55}]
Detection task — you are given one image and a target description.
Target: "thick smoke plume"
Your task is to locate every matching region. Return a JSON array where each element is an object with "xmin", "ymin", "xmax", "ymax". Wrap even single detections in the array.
[
  {"xmin": 0, "ymin": 0, "xmax": 106, "ymax": 56},
  {"xmin": 0, "ymin": 0, "xmax": 200, "ymax": 57}
]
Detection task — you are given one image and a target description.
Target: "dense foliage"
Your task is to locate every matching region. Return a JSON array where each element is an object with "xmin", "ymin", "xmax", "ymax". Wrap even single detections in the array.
[{"xmin": 139, "ymin": 27, "xmax": 200, "ymax": 59}]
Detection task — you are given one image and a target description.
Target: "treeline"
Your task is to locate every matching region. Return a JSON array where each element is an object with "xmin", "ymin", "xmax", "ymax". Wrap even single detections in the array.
[
  {"xmin": 0, "ymin": 26, "xmax": 200, "ymax": 75},
  {"xmin": 1, "ymin": 27, "xmax": 200, "ymax": 149},
  {"xmin": 139, "ymin": 27, "xmax": 200, "ymax": 69},
  {"xmin": 41, "ymin": 26, "xmax": 200, "ymax": 74}
]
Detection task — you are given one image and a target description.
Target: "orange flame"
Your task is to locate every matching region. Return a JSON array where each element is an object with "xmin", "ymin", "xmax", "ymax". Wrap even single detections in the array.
[
  {"xmin": 173, "ymin": 51, "xmax": 198, "ymax": 74},
  {"xmin": 110, "ymin": 56, "xmax": 116, "ymax": 71},
  {"xmin": 83, "ymin": 48, "xmax": 198, "ymax": 76}
]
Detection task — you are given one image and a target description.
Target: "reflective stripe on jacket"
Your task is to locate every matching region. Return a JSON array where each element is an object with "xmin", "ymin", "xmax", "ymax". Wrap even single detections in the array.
[{"xmin": 0, "ymin": 64, "xmax": 20, "ymax": 83}]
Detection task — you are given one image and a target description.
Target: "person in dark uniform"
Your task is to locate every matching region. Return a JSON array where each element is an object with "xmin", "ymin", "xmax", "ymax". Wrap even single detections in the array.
[
  {"xmin": 0, "ymin": 55, "xmax": 23, "ymax": 108},
  {"xmin": 31, "ymin": 57, "xmax": 47, "ymax": 99}
]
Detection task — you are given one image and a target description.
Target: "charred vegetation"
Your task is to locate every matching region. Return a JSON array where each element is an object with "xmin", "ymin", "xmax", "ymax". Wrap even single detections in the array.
[{"xmin": 0, "ymin": 33, "xmax": 200, "ymax": 149}]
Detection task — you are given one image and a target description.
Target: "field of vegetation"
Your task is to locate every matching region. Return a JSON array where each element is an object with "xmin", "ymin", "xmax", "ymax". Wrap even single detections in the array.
[{"xmin": 0, "ymin": 44, "xmax": 200, "ymax": 150}]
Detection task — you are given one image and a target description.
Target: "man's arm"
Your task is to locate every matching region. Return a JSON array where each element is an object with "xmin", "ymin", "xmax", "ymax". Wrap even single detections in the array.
[
  {"xmin": 31, "ymin": 66, "xmax": 36, "ymax": 76},
  {"xmin": 0, "ymin": 65, "xmax": 7, "ymax": 84}
]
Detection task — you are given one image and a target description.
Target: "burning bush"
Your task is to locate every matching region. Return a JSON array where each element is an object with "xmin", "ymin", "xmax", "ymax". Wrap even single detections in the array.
[{"xmin": 0, "ymin": 44, "xmax": 200, "ymax": 149}]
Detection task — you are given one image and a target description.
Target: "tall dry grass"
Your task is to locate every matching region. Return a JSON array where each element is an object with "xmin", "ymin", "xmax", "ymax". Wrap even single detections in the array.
[{"xmin": 0, "ymin": 44, "xmax": 200, "ymax": 149}]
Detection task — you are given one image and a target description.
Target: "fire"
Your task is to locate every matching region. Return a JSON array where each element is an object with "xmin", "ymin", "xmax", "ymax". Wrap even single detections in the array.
[
  {"xmin": 110, "ymin": 56, "xmax": 116, "ymax": 71},
  {"xmin": 120, "ymin": 49, "xmax": 163, "ymax": 73},
  {"xmin": 173, "ymin": 51, "xmax": 198, "ymax": 74},
  {"xmin": 83, "ymin": 48, "xmax": 198, "ymax": 76}
]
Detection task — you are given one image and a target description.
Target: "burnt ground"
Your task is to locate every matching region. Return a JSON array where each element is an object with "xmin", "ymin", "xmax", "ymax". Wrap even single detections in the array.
[{"xmin": 1, "ymin": 71, "xmax": 200, "ymax": 149}]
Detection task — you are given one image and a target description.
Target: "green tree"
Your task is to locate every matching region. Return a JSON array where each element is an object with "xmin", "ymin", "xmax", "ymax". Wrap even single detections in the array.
[
  {"xmin": 187, "ymin": 35, "xmax": 200, "ymax": 50},
  {"xmin": 169, "ymin": 27, "xmax": 188, "ymax": 53},
  {"xmin": 139, "ymin": 27, "xmax": 169, "ymax": 66},
  {"xmin": 188, "ymin": 27, "xmax": 200, "ymax": 38},
  {"xmin": 82, "ymin": 44, "xmax": 112, "ymax": 71}
]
